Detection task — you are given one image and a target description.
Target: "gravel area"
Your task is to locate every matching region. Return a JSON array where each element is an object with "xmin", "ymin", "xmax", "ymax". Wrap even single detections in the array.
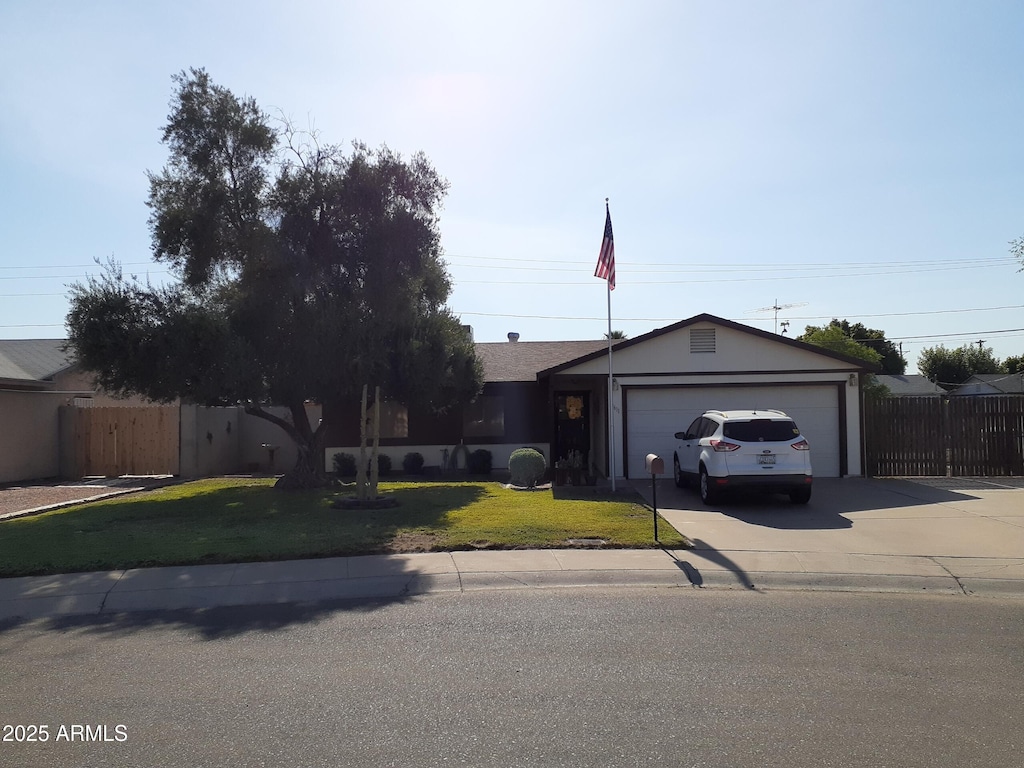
[{"xmin": 0, "ymin": 477, "xmax": 174, "ymax": 519}]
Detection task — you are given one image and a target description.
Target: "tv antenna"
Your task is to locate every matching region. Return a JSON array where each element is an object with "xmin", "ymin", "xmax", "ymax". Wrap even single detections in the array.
[{"xmin": 746, "ymin": 299, "xmax": 808, "ymax": 334}]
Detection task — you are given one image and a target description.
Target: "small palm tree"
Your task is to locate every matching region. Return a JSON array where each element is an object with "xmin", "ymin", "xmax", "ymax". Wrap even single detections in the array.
[{"xmin": 605, "ymin": 330, "xmax": 628, "ymax": 340}]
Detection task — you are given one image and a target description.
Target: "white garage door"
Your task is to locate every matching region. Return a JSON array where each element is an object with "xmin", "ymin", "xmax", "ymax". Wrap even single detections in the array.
[{"xmin": 625, "ymin": 385, "xmax": 841, "ymax": 479}]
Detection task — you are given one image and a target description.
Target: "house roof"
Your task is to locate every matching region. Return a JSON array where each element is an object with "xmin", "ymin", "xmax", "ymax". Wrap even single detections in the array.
[
  {"xmin": 0, "ymin": 339, "xmax": 75, "ymax": 384},
  {"xmin": 475, "ymin": 340, "xmax": 614, "ymax": 382},
  {"xmin": 875, "ymin": 374, "xmax": 947, "ymax": 397},
  {"xmin": 949, "ymin": 373, "xmax": 1024, "ymax": 396},
  {"xmin": 535, "ymin": 313, "xmax": 880, "ymax": 378}
]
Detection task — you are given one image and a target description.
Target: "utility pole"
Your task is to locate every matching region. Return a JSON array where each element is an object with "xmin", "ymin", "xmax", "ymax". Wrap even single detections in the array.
[{"xmin": 976, "ymin": 339, "xmax": 986, "ymax": 351}]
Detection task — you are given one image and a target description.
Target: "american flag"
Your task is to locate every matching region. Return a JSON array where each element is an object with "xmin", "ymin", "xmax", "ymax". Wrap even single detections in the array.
[{"xmin": 594, "ymin": 204, "xmax": 615, "ymax": 290}]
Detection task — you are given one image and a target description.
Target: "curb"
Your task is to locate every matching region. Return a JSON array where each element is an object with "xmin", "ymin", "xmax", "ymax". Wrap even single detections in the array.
[{"xmin": 4, "ymin": 563, "xmax": 1023, "ymax": 623}]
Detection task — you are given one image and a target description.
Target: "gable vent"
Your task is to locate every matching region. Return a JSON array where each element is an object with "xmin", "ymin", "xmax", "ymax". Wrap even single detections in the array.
[{"xmin": 690, "ymin": 328, "xmax": 716, "ymax": 353}]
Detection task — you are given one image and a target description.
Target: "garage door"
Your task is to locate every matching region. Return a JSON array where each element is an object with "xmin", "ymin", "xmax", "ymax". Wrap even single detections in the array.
[{"xmin": 625, "ymin": 385, "xmax": 842, "ymax": 479}]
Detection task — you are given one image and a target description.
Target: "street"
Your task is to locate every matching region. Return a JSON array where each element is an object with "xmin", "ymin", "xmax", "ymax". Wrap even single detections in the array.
[{"xmin": 2, "ymin": 588, "xmax": 1022, "ymax": 767}]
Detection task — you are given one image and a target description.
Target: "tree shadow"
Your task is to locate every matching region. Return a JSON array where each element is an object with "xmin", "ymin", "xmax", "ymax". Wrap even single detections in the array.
[
  {"xmin": 0, "ymin": 483, "xmax": 487, "ymax": 578},
  {"xmin": 0, "ymin": 596, "xmax": 417, "ymax": 641}
]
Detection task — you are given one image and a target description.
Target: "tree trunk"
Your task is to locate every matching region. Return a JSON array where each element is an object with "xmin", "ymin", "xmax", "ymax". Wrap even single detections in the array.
[
  {"xmin": 357, "ymin": 385, "xmax": 369, "ymax": 500},
  {"xmin": 370, "ymin": 386, "xmax": 381, "ymax": 498},
  {"xmin": 243, "ymin": 401, "xmax": 332, "ymax": 490}
]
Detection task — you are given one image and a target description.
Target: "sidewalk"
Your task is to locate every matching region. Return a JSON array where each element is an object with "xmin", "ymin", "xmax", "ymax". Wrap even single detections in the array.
[{"xmin": 3, "ymin": 546, "xmax": 1023, "ymax": 622}]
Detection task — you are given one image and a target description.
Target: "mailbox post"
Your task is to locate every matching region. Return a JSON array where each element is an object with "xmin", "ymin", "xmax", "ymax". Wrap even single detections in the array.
[{"xmin": 645, "ymin": 453, "xmax": 664, "ymax": 541}]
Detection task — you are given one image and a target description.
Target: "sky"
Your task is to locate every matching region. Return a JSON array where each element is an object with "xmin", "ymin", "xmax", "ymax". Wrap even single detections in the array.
[{"xmin": 1, "ymin": 0, "xmax": 1023, "ymax": 376}]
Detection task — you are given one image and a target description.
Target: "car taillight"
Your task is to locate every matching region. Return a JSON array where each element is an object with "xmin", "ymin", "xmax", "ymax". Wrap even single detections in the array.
[
  {"xmin": 791, "ymin": 439, "xmax": 810, "ymax": 451},
  {"xmin": 710, "ymin": 439, "xmax": 740, "ymax": 452}
]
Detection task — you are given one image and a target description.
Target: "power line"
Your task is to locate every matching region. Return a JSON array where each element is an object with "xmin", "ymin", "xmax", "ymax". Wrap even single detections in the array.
[
  {"xmin": 455, "ymin": 304, "xmax": 1024, "ymax": 323},
  {"xmin": 0, "ymin": 271, "xmax": 171, "ymax": 281},
  {"xmin": 447, "ymin": 253, "xmax": 1016, "ymax": 269},
  {"xmin": 453, "ymin": 261, "xmax": 1014, "ymax": 285},
  {"xmin": 886, "ymin": 328, "xmax": 1024, "ymax": 341},
  {"xmin": 0, "ymin": 261, "xmax": 156, "ymax": 271}
]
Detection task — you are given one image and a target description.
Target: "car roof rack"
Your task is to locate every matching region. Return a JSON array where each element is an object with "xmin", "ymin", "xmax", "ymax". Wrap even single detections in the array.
[{"xmin": 705, "ymin": 408, "xmax": 789, "ymax": 419}]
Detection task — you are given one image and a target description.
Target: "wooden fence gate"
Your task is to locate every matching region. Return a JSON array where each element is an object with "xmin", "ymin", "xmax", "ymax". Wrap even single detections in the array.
[
  {"xmin": 62, "ymin": 406, "xmax": 180, "ymax": 477},
  {"xmin": 865, "ymin": 396, "xmax": 1024, "ymax": 477}
]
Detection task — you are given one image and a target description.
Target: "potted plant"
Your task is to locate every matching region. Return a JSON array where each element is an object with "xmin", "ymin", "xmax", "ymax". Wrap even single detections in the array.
[
  {"xmin": 554, "ymin": 457, "xmax": 569, "ymax": 486},
  {"xmin": 568, "ymin": 450, "xmax": 585, "ymax": 486}
]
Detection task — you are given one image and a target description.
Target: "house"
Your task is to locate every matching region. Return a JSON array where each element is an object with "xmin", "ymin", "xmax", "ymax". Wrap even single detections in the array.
[
  {"xmin": 875, "ymin": 374, "xmax": 947, "ymax": 397},
  {"xmin": 322, "ymin": 313, "xmax": 877, "ymax": 479},
  {"xmin": 0, "ymin": 340, "xmax": 177, "ymax": 484},
  {"xmin": 947, "ymin": 373, "xmax": 1024, "ymax": 397},
  {"xmin": 0, "ymin": 339, "xmax": 76, "ymax": 392},
  {"xmin": 0, "ymin": 338, "xmax": 158, "ymax": 405},
  {"xmin": 0, "ymin": 340, "xmax": 86, "ymax": 483}
]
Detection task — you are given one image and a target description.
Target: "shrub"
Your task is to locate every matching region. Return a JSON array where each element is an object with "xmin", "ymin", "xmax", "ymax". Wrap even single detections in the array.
[
  {"xmin": 467, "ymin": 448, "xmax": 492, "ymax": 475},
  {"xmin": 509, "ymin": 447, "xmax": 546, "ymax": 487},
  {"xmin": 402, "ymin": 452, "xmax": 425, "ymax": 475},
  {"xmin": 333, "ymin": 452, "xmax": 357, "ymax": 478}
]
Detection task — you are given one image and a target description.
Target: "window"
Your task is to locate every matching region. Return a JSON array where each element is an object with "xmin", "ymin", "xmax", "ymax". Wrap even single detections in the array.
[
  {"xmin": 684, "ymin": 417, "xmax": 702, "ymax": 440},
  {"xmin": 723, "ymin": 419, "xmax": 800, "ymax": 442},
  {"xmin": 378, "ymin": 401, "xmax": 409, "ymax": 439},
  {"xmin": 464, "ymin": 396, "xmax": 505, "ymax": 437}
]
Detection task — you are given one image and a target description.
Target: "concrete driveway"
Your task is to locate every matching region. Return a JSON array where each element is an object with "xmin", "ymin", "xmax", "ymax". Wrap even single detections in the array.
[{"xmin": 636, "ymin": 475, "xmax": 1024, "ymax": 594}]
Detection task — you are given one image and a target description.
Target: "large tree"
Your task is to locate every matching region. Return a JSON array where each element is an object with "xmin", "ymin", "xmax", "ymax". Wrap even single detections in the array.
[
  {"xmin": 1004, "ymin": 355, "xmax": 1023, "ymax": 375},
  {"xmin": 67, "ymin": 69, "xmax": 482, "ymax": 488},
  {"xmin": 797, "ymin": 319, "xmax": 905, "ymax": 374},
  {"xmin": 917, "ymin": 344, "xmax": 1002, "ymax": 389}
]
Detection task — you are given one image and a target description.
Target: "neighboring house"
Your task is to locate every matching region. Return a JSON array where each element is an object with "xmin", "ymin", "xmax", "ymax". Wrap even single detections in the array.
[
  {"xmin": 323, "ymin": 313, "xmax": 876, "ymax": 479},
  {"xmin": 875, "ymin": 374, "xmax": 947, "ymax": 398},
  {"xmin": 0, "ymin": 339, "xmax": 168, "ymax": 484},
  {"xmin": 0, "ymin": 339, "xmax": 85, "ymax": 484},
  {"xmin": 0, "ymin": 338, "xmax": 158, "ymax": 405},
  {"xmin": 0, "ymin": 339, "xmax": 77, "ymax": 392},
  {"xmin": 947, "ymin": 373, "xmax": 1024, "ymax": 397}
]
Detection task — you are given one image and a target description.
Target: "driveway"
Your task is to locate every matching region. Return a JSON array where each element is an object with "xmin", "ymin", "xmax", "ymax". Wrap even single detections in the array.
[{"xmin": 636, "ymin": 476, "xmax": 1024, "ymax": 592}]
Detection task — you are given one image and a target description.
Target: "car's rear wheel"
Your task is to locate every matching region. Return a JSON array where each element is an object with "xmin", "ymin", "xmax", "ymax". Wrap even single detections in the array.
[
  {"xmin": 673, "ymin": 455, "xmax": 686, "ymax": 488},
  {"xmin": 699, "ymin": 466, "xmax": 718, "ymax": 505},
  {"xmin": 789, "ymin": 486, "xmax": 812, "ymax": 504}
]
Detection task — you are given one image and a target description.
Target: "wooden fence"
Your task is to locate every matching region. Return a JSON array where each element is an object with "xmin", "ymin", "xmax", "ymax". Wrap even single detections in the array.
[
  {"xmin": 61, "ymin": 406, "xmax": 180, "ymax": 477},
  {"xmin": 865, "ymin": 396, "xmax": 1024, "ymax": 477}
]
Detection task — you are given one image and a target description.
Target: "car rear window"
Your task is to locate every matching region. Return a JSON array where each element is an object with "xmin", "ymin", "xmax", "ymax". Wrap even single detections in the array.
[{"xmin": 723, "ymin": 419, "xmax": 800, "ymax": 442}]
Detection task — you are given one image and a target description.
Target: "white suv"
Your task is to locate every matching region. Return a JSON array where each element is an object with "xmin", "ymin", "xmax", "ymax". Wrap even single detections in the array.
[{"xmin": 673, "ymin": 409, "xmax": 812, "ymax": 505}]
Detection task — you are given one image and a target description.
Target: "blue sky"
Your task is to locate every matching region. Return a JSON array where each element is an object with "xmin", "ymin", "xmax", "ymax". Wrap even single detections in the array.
[{"xmin": 1, "ymin": 0, "xmax": 1022, "ymax": 375}]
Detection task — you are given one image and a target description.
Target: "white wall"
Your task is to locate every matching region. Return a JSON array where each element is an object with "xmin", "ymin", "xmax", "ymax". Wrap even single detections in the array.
[{"xmin": 180, "ymin": 404, "xmax": 323, "ymax": 478}]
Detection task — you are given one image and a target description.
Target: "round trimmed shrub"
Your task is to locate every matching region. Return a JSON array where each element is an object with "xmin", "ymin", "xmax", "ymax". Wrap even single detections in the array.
[
  {"xmin": 468, "ymin": 448, "xmax": 493, "ymax": 475},
  {"xmin": 509, "ymin": 447, "xmax": 546, "ymax": 487},
  {"xmin": 333, "ymin": 452, "xmax": 357, "ymax": 478},
  {"xmin": 402, "ymin": 451, "xmax": 425, "ymax": 475}
]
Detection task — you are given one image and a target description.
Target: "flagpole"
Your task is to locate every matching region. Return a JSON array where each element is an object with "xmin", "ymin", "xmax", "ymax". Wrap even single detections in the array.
[
  {"xmin": 606, "ymin": 272, "xmax": 616, "ymax": 492},
  {"xmin": 595, "ymin": 197, "xmax": 616, "ymax": 492}
]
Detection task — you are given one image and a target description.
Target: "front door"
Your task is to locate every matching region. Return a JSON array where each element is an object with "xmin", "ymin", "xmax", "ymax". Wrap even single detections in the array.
[{"xmin": 554, "ymin": 392, "xmax": 590, "ymax": 471}]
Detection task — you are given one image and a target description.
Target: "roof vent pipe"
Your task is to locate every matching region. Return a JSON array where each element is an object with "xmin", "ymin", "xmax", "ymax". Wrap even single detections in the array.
[{"xmin": 508, "ymin": 332, "xmax": 520, "ymax": 343}]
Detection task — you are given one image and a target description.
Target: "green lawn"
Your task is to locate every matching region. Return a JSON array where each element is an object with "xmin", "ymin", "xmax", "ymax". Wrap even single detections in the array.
[{"xmin": 0, "ymin": 478, "xmax": 688, "ymax": 577}]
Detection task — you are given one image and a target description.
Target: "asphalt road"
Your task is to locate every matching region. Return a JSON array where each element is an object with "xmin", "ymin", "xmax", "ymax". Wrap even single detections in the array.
[{"xmin": 2, "ymin": 588, "xmax": 1022, "ymax": 768}]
